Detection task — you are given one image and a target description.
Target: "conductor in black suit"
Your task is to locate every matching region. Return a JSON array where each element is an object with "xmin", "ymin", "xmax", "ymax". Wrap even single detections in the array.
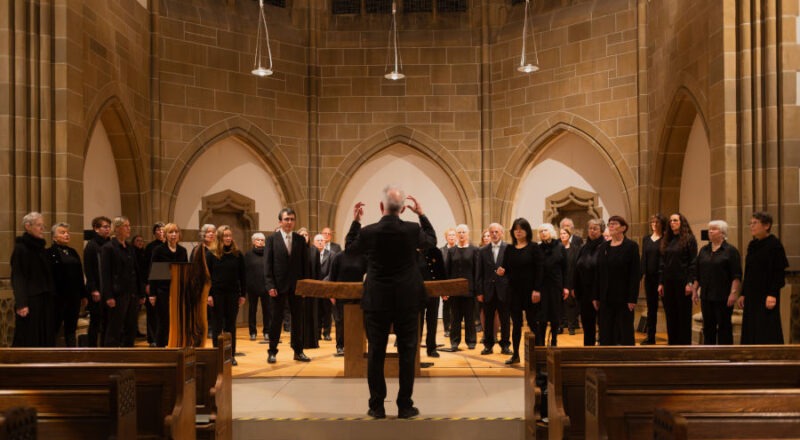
[
  {"xmin": 477, "ymin": 223, "xmax": 512, "ymax": 355},
  {"xmin": 346, "ymin": 185, "xmax": 436, "ymax": 419},
  {"xmin": 265, "ymin": 208, "xmax": 311, "ymax": 364}
]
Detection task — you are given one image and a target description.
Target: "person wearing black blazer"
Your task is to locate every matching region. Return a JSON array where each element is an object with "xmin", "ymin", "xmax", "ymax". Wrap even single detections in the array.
[
  {"xmin": 265, "ymin": 208, "xmax": 312, "ymax": 364},
  {"xmin": 345, "ymin": 186, "xmax": 436, "ymax": 419},
  {"xmin": 84, "ymin": 216, "xmax": 111, "ymax": 347},
  {"xmin": 314, "ymin": 232, "xmax": 337, "ymax": 341},
  {"xmin": 101, "ymin": 217, "xmax": 145, "ymax": 347},
  {"xmin": 477, "ymin": 223, "xmax": 512, "ymax": 355}
]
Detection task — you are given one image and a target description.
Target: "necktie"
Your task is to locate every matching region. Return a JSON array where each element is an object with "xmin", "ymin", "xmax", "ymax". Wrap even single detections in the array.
[{"xmin": 285, "ymin": 233, "xmax": 292, "ymax": 256}]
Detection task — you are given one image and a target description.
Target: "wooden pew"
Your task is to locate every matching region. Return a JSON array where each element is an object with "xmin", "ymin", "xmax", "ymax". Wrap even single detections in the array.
[
  {"xmin": 0, "ymin": 406, "xmax": 37, "ymax": 440},
  {"xmin": 196, "ymin": 334, "xmax": 233, "ymax": 440},
  {"xmin": 652, "ymin": 408, "xmax": 800, "ymax": 440},
  {"xmin": 524, "ymin": 334, "xmax": 547, "ymax": 440},
  {"xmin": 540, "ymin": 345, "xmax": 800, "ymax": 440},
  {"xmin": 0, "ymin": 370, "xmax": 135, "ymax": 440},
  {"xmin": 0, "ymin": 348, "xmax": 196, "ymax": 440},
  {"xmin": 585, "ymin": 366, "xmax": 800, "ymax": 440}
]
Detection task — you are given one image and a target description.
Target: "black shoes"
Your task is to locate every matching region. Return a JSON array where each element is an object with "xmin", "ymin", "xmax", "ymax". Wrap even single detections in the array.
[
  {"xmin": 294, "ymin": 352, "xmax": 311, "ymax": 362},
  {"xmin": 267, "ymin": 354, "xmax": 277, "ymax": 364},
  {"xmin": 367, "ymin": 408, "xmax": 386, "ymax": 419},
  {"xmin": 505, "ymin": 355, "xmax": 520, "ymax": 365},
  {"xmin": 467, "ymin": 344, "xmax": 476, "ymax": 350},
  {"xmin": 335, "ymin": 347, "xmax": 344, "ymax": 357},
  {"xmin": 323, "ymin": 334, "xmax": 332, "ymax": 341},
  {"xmin": 500, "ymin": 347, "xmax": 513, "ymax": 355},
  {"xmin": 480, "ymin": 348, "xmax": 493, "ymax": 355},
  {"xmin": 231, "ymin": 358, "xmax": 238, "ymax": 366},
  {"xmin": 427, "ymin": 350, "xmax": 440, "ymax": 358},
  {"xmin": 640, "ymin": 339, "xmax": 655, "ymax": 345},
  {"xmin": 263, "ymin": 334, "xmax": 270, "ymax": 342},
  {"xmin": 568, "ymin": 328, "xmax": 576, "ymax": 335},
  {"xmin": 398, "ymin": 407, "xmax": 420, "ymax": 419},
  {"xmin": 250, "ymin": 334, "xmax": 257, "ymax": 341}
]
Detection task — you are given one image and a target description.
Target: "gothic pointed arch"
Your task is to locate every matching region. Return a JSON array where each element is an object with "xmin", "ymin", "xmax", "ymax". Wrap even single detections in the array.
[
  {"xmin": 83, "ymin": 93, "xmax": 150, "ymax": 229},
  {"xmin": 497, "ymin": 112, "xmax": 634, "ymax": 227},
  {"xmin": 321, "ymin": 126, "xmax": 478, "ymax": 229},
  {"xmin": 652, "ymin": 86, "xmax": 709, "ymax": 214},
  {"xmin": 163, "ymin": 116, "xmax": 302, "ymax": 223}
]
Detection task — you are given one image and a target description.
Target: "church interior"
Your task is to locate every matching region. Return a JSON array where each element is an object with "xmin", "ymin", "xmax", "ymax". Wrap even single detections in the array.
[{"xmin": 1, "ymin": 0, "xmax": 799, "ymax": 438}]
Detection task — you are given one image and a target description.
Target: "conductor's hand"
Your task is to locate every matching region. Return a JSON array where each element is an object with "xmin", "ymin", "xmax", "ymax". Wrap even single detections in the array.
[
  {"xmin": 353, "ymin": 202, "xmax": 365, "ymax": 222},
  {"xmin": 406, "ymin": 195, "xmax": 424, "ymax": 216}
]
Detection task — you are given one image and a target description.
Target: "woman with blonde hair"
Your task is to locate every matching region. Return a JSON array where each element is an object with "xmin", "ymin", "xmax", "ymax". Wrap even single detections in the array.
[{"xmin": 206, "ymin": 225, "xmax": 246, "ymax": 365}]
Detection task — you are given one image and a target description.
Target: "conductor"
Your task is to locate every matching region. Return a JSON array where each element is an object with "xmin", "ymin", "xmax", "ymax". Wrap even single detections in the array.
[{"xmin": 345, "ymin": 184, "xmax": 436, "ymax": 419}]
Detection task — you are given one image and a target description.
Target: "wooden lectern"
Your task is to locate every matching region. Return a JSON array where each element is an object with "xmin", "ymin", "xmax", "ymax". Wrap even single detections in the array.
[{"xmin": 296, "ymin": 278, "xmax": 469, "ymax": 378}]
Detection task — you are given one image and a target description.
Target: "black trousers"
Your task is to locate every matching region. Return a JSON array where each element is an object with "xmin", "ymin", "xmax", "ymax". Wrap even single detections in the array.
[
  {"xmin": 578, "ymin": 296, "xmax": 597, "ymax": 346},
  {"xmin": 597, "ymin": 301, "xmax": 634, "ymax": 346},
  {"xmin": 210, "ymin": 293, "xmax": 240, "ymax": 354},
  {"xmin": 333, "ymin": 299, "xmax": 355, "ymax": 350},
  {"xmin": 449, "ymin": 296, "xmax": 476, "ymax": 347},
  {"xmin": 482, "ymin": 295, "xmax": 510, "ymax": 350},
  {"xmin": 662, "ymin": 280, "xmax": 693, "ymax": 345},
  {"xmin": 54, "ymin": 295, "xmax": 81, "ymax": 347},
  {"xmin": 247, "ymin": 290, "xmax": 270, "ymax": 336},
  {"xmin": 643, "ymin": 276, "xmax": 660, "ymax": 341},
  {"xmin": 701, "ymin": 299, "xmax": 733, "ymax": 345},
  {"xmin": 319, "ymin": 298, "xmax": 332, "ymax": 337},
  {"xmin": 269, "ymin": 292, "xmax": 304, "ymax": 355},
  {"xmin": 145, "ymin": 298, "xmax": 157, "ymax": 343},
  {"xmin": 420, "ymin": 296, "xmax": 440, "ymax": 352},
  {"xmin": 154, "ymin": 292, "xmax": 171, "ymax": 347},
  {"xmin": 364, "ymin": 309, "xmax": 418, "ymax": 411},
  {"xmin": 442, "ymin": 299, "xmax": 452, "ymax": 333},
  {"xmin": 510, "ymin": 300, "xmax": 536, "ymax": 354},
  {"xmin": 104, "ymin": 293, "xmax": 139, "ymax": 347},
  {"xmin": 86, "ymin": 298, "xmax": 106, "ymax": 347}
]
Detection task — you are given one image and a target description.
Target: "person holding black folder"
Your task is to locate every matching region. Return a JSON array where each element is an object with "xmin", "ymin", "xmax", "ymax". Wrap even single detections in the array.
[{"xmin": 149, "ymin": 223, "xmax": 188, "ymax": 347}]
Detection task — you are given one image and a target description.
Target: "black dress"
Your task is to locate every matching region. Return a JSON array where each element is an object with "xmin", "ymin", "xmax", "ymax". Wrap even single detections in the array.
[
  {"xmin": 740, "ymin": 235, "xmax": 788, "ymax": 344},
  {"xmin": 595, "ymin": 238, "xmax": 640, "ymax": 346},
  {"xmin": 573, "ymin": 236, "xmax": 603, "ymax": 346},
  {"xmin": 11, "ymin": 233, "xmax": 55, "ymax": 347},
  {"xmin": 691, "ymin": 241, "xmax": 741, "ymax": 345},
  {"xmin": 659, "ymin": 236, "xmax": 697, "ymax": 345},
  {"xmin": 150, "ymin": 243, "xmax": 188, "ymax": 347},
  {"xmin": 206, "ymin": 246, "xmax": 246, "ymax": 355},
  {"xmin": 504, "ymin": 242, "xmax": 544, "ymax": 354},
  {"xmin": 639, "ymin": 235, "xmax": 661, "ymax": 343},
  {"xmin": 537, "ymin": 240, "xmax": 567, "ymax": 346},
  {"xmin": 48, "ymin": 243, "xmax": 88, "ymax": 347}
]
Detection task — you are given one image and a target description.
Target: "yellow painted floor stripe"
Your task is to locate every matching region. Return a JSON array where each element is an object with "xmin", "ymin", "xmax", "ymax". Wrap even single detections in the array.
[{"xmin": 235, "ymin": 416, "xmax": 523, "ymax": 422}]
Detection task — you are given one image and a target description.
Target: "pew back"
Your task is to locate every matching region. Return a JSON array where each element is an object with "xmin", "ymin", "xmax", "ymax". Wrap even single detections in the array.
[{"xmin": 653, "ymin": 408, "xmax": 800, "ymax": 440}]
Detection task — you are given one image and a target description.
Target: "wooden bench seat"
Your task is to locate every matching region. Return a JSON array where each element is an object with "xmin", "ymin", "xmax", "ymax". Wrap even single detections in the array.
[
  {"xmin": 0, "ymin": 370, "xmax": 135, "ymax": 440},
  {"xmin": 0, "ymin": 348, "xmax": 196, "ymax": 440},
  {"xmin": 585, "ymin": 367, "xmax": 800, "ymax": 440},
  {"xmin": 195, "ymin": 334, "xmax": 233, "ymax": 440},
  {"xmin": 653, "ymin": 408, "xmax": 800, "ymax": 440},
  {"xmin": 535, "ymin": 344, "xmax": 800, "ymax": 440},
  {"xmin": 0, "ymin": 406, "xmax": 37, "ymax": 440}
]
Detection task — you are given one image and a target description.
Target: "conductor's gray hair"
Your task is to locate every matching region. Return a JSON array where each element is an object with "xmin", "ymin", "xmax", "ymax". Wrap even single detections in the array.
[{"xmin": 382, "ymin": 184, "xmax": 405, "ymax": 214}]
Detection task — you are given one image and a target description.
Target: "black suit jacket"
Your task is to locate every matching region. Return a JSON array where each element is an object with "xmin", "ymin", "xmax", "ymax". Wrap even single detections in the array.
[
  {"xmin": 346, "ymin": 214, "xmax": 436, "ymax": 312},
  {"xmin": 264, "ymin": 230, "xmax": 310, "ymax": 295},
  {"xmin": 477, "ymin": 242, "xmax": 509, "ymax": 303}
]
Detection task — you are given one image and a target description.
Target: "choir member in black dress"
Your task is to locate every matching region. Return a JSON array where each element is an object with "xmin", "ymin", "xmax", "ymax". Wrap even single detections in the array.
[
  {"xmin": 572, "ymin": 219, "xmax": 604, "ymax": 346},
  {"xmin": 143, "ymin": 223, "xmax": 165, "ymax": 346},
  {"xmin": 639, "ymin": 213, "xmax": 665, "ymax": 345},
  {"xmin": 690, "ymin": 220, "xmax": 741, "ymax": 345},
  {"xmin": 11, "ymin": 212, "xmax": 56, "ymax": 347},
  {"xmin": 738, "ymin": 211, "xmax": 789, "ymax": 344},
  {"xmin": 48, "ymin": 222, "xmax": 88, "ymax": 347},
  {"xmin": 101, "ymin": 217, "xmax": 145, "ymax": 347},
  {"xmin": 330, "ymin": 247, "xmax": 367, "ymax": 356},
  {"xmin": 658, "ymin": 213, "xmax": 698, "ymax": 345},
  {"xmin": 594, "ymin": 216, "xmax": 640, "ymax": 346},
  {"xmin": 559, "ymin": 225, "xmax": 580, "ymax": 335},
  {"xmin": 206, "ymin": 225, "xmax": 246, "ymax": 365},
  {"xmin": 84, "ymin": 216, "xmax": 111, "ymax": 347},
  {"xmin": 445, "ymin": 224, "xmax": 480, "ymax": 351},
  {"xmin": 418, "ymin": 245, "xmax": 446, "ymax": 357},
  {"xmin": 536, "ymin": 223, "xmax": 568, "ymax": 347},
  {"xmin": 503, "ymin": 218, "xmax": 543, "ymax": 364},
  {"xmin": 245, "ymin": 232, "xmax": 270, "ymax": 341},
  {"xmin": 149, "ymin": 223, "xmax": 188, "ymax": 347}
]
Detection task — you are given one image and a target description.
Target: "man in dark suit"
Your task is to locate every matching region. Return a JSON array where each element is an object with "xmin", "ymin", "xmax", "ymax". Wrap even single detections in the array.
[
  {"xmin": 265, "ymin": 208, "xmax": 311, "ymax": 364},
  {"xmin": 346, "ymin": 185, "xmax": 436, "ymax": 419},
  {"xmin": 477, "ymin": 222, "xmax": 512, "ymax": 355},
  {"xmin": 321, "ymin": 227, "xmax": 342, "ymax": 254}
]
